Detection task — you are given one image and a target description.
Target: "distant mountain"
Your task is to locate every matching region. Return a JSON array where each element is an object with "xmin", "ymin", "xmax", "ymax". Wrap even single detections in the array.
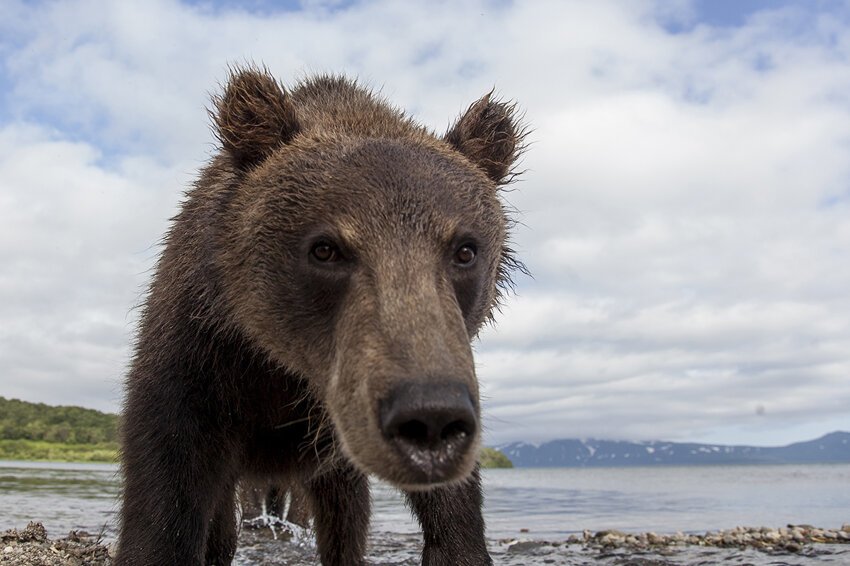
[{"xmin": 496, "ymin": 431, "xmax": 850, "ymax": 468}]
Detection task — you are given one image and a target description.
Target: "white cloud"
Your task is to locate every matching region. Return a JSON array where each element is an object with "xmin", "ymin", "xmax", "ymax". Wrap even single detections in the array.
[
  {"xmin": 0, "ymin": 123, "xmax": 182, "ymax": 410},
  {"xmin": 1, "ymin": 0, "xmax": 849, "ymax": 446}
]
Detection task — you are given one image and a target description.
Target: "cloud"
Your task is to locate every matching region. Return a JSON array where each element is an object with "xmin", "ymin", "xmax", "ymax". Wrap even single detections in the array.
[
  {"xmin": 0, "ymin": 122, "xmax": 183, "ymax": 410},
  {"xmin": 1, "ymin": 0, "xmax": 849, "ymax": 446}
]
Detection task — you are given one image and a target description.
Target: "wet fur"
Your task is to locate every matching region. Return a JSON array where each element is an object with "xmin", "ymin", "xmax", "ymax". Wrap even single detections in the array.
[{"xmin": 117, "ymin": 64, "xmax": 524, "ymax": 565}]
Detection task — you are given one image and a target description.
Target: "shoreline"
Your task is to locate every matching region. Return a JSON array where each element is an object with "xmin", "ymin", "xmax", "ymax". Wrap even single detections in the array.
[
  {"xmin": 1, "ymin": 523, "xmax": 111, "ymax": 566},
  {"xmin": 500, "ymin": 524, "xmax": 850, "ymax": 554},
  {"xmin": 3, "ymin": 522, "xmax": 848, "ymax": 565}
]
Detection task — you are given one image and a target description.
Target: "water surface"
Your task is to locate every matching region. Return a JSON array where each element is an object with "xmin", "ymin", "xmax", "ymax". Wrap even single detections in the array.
[{"xmin": 1, "ymin": 461, "xmax": 848, "ymax": 565}]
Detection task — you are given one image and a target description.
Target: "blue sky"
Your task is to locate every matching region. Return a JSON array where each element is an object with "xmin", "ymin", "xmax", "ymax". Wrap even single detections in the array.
[
  {"xmin": 705, "ymin": 0, "xmax": 850, "ymax": 26},
  {"xmin": 1, "ymin": 0, "xmax": 849, "ymax": 447}
]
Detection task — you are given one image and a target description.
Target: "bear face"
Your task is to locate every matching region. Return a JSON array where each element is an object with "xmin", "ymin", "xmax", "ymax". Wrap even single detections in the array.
[
  {"xmin": 205, "ymin": 68, "xmax": 524, "ymax": 489},
  {"xmin": 118, "ymin": 65, "xmax": 524, "ymax": 565}
]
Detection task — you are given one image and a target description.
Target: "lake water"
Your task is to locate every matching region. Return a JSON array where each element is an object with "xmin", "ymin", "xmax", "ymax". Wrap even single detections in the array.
[{"xmin": 1, "ymin": 461, "xmax": 848, "ymax": 565}]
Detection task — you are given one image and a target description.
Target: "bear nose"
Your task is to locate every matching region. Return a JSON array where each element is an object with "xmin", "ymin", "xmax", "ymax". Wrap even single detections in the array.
[{"xmin": 379, "ymin": 381, "xmax": 477, "ymax": 479}]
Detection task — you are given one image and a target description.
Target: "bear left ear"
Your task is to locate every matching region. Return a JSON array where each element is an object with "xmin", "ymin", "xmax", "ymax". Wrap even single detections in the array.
[
  {"xmin": 445, "ymin": 93, "xmax": 523, "ymax": 184},
  {"xmin": 212, "ymin": 65, "xmax": 301, "ymax": 170}
]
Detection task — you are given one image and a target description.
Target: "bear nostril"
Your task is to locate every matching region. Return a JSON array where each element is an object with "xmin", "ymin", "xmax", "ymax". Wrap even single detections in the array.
[
  {"xmin": 440, "ymin": 418, "xmax": 472, "ymax": 441},
  {"xmin": 391, "ymin": 413, "xmax": 475, "ymax": 448},
  {"xmin": 397, "ymin": 420, "xmax": 430, "ymax": 445}
]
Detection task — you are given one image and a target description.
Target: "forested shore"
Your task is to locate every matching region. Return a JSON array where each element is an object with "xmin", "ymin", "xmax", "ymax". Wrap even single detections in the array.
[
  {"xmin": 0, "ymin": 397, "xmax": 118, "ymax": 462},
  {"xmin": 0, "ymin": 397, "xmax": 512, "ymax": 467}
]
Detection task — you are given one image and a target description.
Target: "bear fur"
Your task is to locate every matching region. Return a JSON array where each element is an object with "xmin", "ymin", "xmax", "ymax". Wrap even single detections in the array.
[{"xmin": 116, "ymin": 65, "xmax": 524, "ymax": 566}]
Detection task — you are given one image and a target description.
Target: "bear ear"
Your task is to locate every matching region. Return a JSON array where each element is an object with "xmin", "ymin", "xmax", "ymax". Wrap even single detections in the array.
[
  {"xmin": 445, "ymin": 92, "xmax": 524, "ymax": 184},
  {"xmin": 212, "ymin": 65, "xmax": 301, "ymax": 170}
]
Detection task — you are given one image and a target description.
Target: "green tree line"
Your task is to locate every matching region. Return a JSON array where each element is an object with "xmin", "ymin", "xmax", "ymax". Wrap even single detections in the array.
[
  {"xmin": 0, "ymin": 396, "xmax": 119, "ymax": 445},
  {"xmin": 480, "ymin": 446, "xmax": 514, "ymax": 468}
]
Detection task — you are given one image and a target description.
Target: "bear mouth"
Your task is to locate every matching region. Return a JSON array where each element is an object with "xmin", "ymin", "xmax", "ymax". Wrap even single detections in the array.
[
  {"xmin": 377, "ymin": 381, "xmax": 479, "ymax": 486},
  {"xmin": 387, "ymin": 424, "xmax": 477, "ymax": 486}
]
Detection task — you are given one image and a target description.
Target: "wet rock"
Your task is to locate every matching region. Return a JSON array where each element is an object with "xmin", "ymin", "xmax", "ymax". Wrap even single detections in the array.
[
  {"xmin": 506, "ymin": 539, "xmax": 548, "ymax": 553},
  {"xmin": 594, "ymin": 529, "xmax": 627, "ymax": 539},
  {"xmin": 593, "ymin": 529, "xmax": 627, "ymax": 547},
  {"xmin": 0, "ymin": 523, "xmax": 47, "ymax": 544},
  {"xmin": 784, "ymin": 541, "xmax": 803, "ymax": 553}
]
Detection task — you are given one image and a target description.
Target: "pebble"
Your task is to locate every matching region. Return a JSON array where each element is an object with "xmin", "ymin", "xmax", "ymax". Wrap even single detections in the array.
[{"xmin": 506, "ymin": 539, "xmax": 548, "ymax": 553}]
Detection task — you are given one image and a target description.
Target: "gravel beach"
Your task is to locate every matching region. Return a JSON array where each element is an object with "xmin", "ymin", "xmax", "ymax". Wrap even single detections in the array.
[
  {"xmin": 3, "ymin": 522, "xmax": 848, "ymax": 565},
  {"xmin": 1, "ymin": 523, "xmax": 110, "ymax": 566}
]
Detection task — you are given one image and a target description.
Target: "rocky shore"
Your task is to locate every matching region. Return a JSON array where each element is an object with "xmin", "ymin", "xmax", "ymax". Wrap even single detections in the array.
[
  {"xmin": 503, "ymin": 523, "xmax": 850, "ymax": 554},
  {"xmin": 2, "ymin": 522, "xmax": 849, "ymax": 564},
  {"xmin": 1, "ymin": 523, "xmax": 111, "ymax": 566}
]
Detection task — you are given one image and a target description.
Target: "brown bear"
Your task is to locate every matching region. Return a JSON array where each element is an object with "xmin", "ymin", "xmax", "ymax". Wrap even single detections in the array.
[{"xmin": 116, "ymin": 64, "xmax": 524, "ymax": 566}]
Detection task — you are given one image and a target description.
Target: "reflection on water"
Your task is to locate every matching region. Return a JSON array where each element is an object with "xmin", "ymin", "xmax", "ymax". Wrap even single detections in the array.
[
  {"xmin": 0, "ymin": 460, "xmax": 120, "ymax": 539},
  {"xmin": 372, "ymin": 465, "xmax": 850, "ymax": 540},
  {"xmin": 1, "ymin": 461, "xmax": 848, "ymax": 565}
]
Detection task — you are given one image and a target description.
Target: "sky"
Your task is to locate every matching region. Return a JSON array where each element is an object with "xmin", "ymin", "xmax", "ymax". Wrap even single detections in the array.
[{"xmin": 1, "ymin": 0, "xmax": 849, "ymax": 448}]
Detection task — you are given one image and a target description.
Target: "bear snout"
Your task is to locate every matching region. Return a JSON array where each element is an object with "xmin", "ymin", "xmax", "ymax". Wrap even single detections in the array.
[{"xmin": 379, "ymin": 381, "xmax": 477, "ymax": 484}]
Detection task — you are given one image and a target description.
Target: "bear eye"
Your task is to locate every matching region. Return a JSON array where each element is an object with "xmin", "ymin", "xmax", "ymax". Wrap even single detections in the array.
[
  {"xmin": 453, "ymin": 243, "xmax": 477, "ymax": 266},
  {"xmin": 310, "ymin": 240, "xmax": 341, "ymax": 263}
]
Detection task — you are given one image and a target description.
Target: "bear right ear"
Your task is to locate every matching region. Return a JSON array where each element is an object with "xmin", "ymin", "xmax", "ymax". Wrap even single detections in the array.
[
  {"xmin": 212, "ymin": 65, "xmax": 301, "ymax": 170},
  {"xmin": 445, "ymin": 92, "xmax": 523, "ymax": 185}
]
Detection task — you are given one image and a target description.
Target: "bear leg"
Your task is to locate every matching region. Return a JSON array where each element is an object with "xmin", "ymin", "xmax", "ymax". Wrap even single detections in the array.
[
  {"xmin": 306, "ymin": 463, "xmax": 370, "ymax": 566},
  {"xmin": 204, "ymin": 482, "xmax": 238, "ymax": 565},
  {"xmin": 117, "ymin": 391, "xmax": 239, "ymax": 565},
  {"xmin": 405, "ymin": 466, "xmax": 492, "ymax": 566},
  {"xmin": 266, "ymin": 483, "xmax": 286, "ymax": 517},
  {"xmin": 285, "ymin": 478, "xmax": 311, "ymax": 528}
]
